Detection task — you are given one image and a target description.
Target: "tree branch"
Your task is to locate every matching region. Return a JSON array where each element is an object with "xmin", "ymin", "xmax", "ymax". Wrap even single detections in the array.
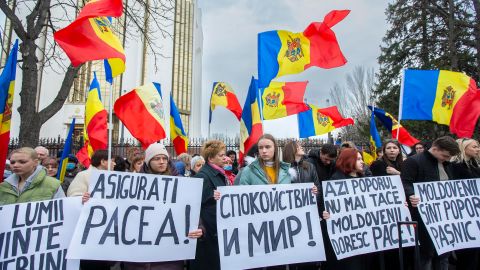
[{"xmin": 0, "ymin": 0, "xmax": 27, "ymax": 40}]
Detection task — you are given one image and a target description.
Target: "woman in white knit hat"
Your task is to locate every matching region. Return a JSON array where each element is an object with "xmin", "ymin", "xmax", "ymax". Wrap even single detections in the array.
[{"xmin": 123, "ymin": 143, "xmax": 204, "ymax": 270}]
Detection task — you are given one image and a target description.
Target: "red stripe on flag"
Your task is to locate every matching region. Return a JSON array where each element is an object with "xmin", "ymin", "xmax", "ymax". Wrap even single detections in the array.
[
  {"xmin": 114, "ymin": 91, "xmax": 166, "ymax": 148},
  {"xmin": 304, "ymin": 10, "xmax": 349, "ymax": 69},
  {"xmin": 392, "ymin": 127, "xmax": 419, "ymax": 147},
  {"xmin": 87, "ymin": 110, "xmax": 108, "ymax": 151},
  {"xmin": 78, "ymin": 0, "xmax": 123, "ymax": 19},
  {"xmin": 450, "ymin": 79, "xmax": 480, "ymax": 138},
  {"xmin": 282, "ymin": 82, "xmax": 309, "ymax": 115},
  {"xmin": 54, "ymin": 19, "xmax": 125, "ymax": 67},
  {"xmin": 173, "ymin": 136, "xmax": 187, "ymax": 155},
  {"xmin": 225, "ymin": 91, "xmax": 242, "ymax": 120},
  {"xmin": 0, "ymin": 132, "xmax": 10, "ymax": 181}
]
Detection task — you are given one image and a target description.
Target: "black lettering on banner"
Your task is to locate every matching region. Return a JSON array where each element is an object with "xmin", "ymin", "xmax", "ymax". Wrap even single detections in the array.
[
  {"xmin": 154, "ymin": 209, "xmax": 179, "ymax": 245},
  {"xmin": 247, "ymin": 222, "xmax": 269, "ymax": 257},
  {"xmin": 220, "ymin": 195, "xmax": 231, "ymax": 219},
  {"xmin": 82, "ymin": 205, "xmax": 107, "ymax": 244},
  {"xmin": 139, "ymin": 206, "xmax": 154, "ymax": 245},
  {"xmin": 99, "ymin": 208, "xmax": 119, "ymax": 245},
  {"xmin": 91, "ymin": 173, "xmax": 106, "ymax": 198},
  {"xmin": 223, "ymin": 228, "xmax": 240, "ymax": 256},
  {"xmin": 122, "ymin": 206, "xmax": 138, "ymax": 245},
  {"xmin": 430, "ymin": 221, "xmax": 476, "ymax": 249}
]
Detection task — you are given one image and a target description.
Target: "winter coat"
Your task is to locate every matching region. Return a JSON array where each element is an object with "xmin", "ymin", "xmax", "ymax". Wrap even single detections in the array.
[
  {"xmin": 238, "ymin": 159, "xmax": 292, "ymax": 185},
  {"xmin": 401, "ymin": 150, "xmax": 454, "ymax": 261},
  {"xmin": 123, "ymin": 161, "xmax": 184, "ymax": 270},
  {"xmin": 306, "ymin": 149, "xmax": 335, "ymax": 182},
  {"xmin": 0, "ymin": 167, "xmax": 62, "ymax": 205},
  {"xmin": 401, "ymin": 150, "xmax": 454, "ymax": 197},
  {"xmin": 370, "ymin": 158, "xmax": 402, "ymax": 177},
  {"xmin": 451, "ymin": 159, "xmax": 480, "ymax": 180},
  {"xmin": 190, "ymin": 163, "xmax": 228, "ymax": 270}
]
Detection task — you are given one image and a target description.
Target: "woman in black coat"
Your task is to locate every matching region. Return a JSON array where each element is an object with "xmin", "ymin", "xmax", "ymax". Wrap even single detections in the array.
[
  {"xmin": 282, "ymin": 141, "xmax": 321, "ymax": 270},
  {"xmin": 450, "ymin": 138, "xmax": 480, "ymax": 270},
  {"xmin": 190, "ymin": 140, "xmax": 229, "ymax": 270},
  {"xmin": 323, "ymin": 148, "xmax": 371, "ymax": 270},
  {"xmin": 369, "ymin": 140, "xmax": 405, "ymax": 270}
]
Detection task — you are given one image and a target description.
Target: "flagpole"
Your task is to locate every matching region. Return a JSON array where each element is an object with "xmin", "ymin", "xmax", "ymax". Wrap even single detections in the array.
[
  {"xmin": 397, "ymin": 69, "xmax": 406, "ymax": 139},
  {"xmin": 108, "ymin": 82, "xmax": 114, "ymax": 171}
]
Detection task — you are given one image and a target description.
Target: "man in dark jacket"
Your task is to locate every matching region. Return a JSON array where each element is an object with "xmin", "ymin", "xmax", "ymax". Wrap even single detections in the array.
[
  {"xmin": 401, "ymin": 136, "xmax": 460, "ymax": 270},
  {"xmin": 306, "ymin": 144, "xmax": 337, "ymax": 182}
]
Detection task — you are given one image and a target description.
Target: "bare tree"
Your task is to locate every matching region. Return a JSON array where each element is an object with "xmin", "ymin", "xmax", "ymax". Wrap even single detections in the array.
[
  {"xmin": 0, "ymin": 0, "xmax": 174, "ymax": 147},
  {"xmin": 329, "ymin": 66, "xmax": 376, "ymax": 142}
]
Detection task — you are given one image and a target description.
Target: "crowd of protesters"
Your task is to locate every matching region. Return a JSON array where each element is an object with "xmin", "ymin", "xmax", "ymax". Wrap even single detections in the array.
[{"xmin": 1, "ymin": 133, "xmax": 478, "ymax": 270}]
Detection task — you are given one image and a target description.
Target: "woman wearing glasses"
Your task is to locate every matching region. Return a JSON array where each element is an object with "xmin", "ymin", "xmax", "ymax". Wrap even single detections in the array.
[{"xmin": 451, "ymin": 138, "xmax": 480, "ymax": 270}]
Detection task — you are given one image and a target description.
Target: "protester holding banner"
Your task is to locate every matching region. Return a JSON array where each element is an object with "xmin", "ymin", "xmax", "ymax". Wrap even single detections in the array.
[
  {"xmin": 283, "ymin": 141, "xmax": 322, "ymax": 270},
  {"xmin": 190, "ymin": 140, "xmax": 229, "ymax": 270},
  {"xmin": 323, "ymin": 148, "xmax": 370, "ymax": 270},
  {"xmin": 239, "ymin": 134, "xmax": 292, "ymax": 186},
  {"xmin": 370, "ymin": 139, "xmax": 404, "ymax": 270},
  {"xmin": 450, "ymin": 138, "xmax": 480, "ymax": 270},
  {"xmin": 0, "ymin": 147, "xmax": 65, "ymax": 205},
  {"xmin": 66, "ymin": 149, "xmax": 116, "ymax": 270},
  {"xmin": 121, "ymin": 142, "xmax": 203, "ymax": 270},
  {"xmin": 401, "ymin": 136, "xmax": 460, "ymax": 270},
  {"xmin": 67, "ymin": 150, "xmax": 115, "ymax": 198}
]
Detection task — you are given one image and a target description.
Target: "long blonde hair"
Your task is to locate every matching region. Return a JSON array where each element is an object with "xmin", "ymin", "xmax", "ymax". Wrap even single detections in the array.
[{"xmin": 451, "ymin": 138, "xmax": 480, "ymax": 167}]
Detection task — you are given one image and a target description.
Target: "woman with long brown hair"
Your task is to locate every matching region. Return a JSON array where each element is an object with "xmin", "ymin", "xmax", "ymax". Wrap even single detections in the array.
[
  {"xmin": 238, "ymin": 134, "xmax": 292, "ymax": 185},
  {"xmin": 370, "ymin": 139, "xmax": 402, "ymax": 177}
]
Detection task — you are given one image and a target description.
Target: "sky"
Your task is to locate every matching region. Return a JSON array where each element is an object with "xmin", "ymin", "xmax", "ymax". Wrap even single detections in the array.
[{"xmin": 198, "ymin": 0, "xmax": 390, "ymax": 138}]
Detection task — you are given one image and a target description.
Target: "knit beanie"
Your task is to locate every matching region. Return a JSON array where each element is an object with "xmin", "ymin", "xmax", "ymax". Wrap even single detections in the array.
[{"xmin": 145, "ymin": 143, "xmax": 169, "ymax": 165}]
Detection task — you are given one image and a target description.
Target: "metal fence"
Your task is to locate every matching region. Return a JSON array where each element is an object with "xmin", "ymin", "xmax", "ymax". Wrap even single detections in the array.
[{"xmin": 8, "ymin": 137, "xmax": 330, "ymax": 159}]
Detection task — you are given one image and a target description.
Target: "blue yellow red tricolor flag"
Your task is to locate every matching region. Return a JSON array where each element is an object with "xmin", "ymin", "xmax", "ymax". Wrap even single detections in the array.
[
  {"xmin": 240, "ymin": 77, "xmax": 264, "ymax": 163},
  {"xmin": 170, "ymin": 95, "xmax": 188, "ymax": 155},
  {"xmin": 57, "ymin": 118, "xmax": 76, "ymax": 182},
  {"xmin": 368, "ymin": 106, "xmax": 419, "ymax": 147},
  {"xmin": 209, "ymin": 82, "xmax": 242, "ymax": 123},
  {"xmin": 77, "ymin": 72, "xmax": 108, "ymax": 167},
  {"xmin": 114, "ymin": 82, "xmax": 167, "ymax": 149},
  {"xmin": 400, "ymin": 69, "xmax": 480, "ymax": 138},
  {"xmin": 258, "ymin": 10, "xmax": 349, "ymax": 88},
  {"xmin": 54, "ymin": 0, "xmax": 125, "ymax": 68},
  {"xmin": 0, "ymin": 39, "xmax": 18, "ymax": 181},
  {"xmin": 298, "ymin": 105, "xmax": 353, "ymax": 138},
  {"xmin": 261, "ymin": 81, "xmax": 309, "ymax": 120},
  {"xmin": 369, "ymin": 110, "xmax": 382, "ymax": 160}
]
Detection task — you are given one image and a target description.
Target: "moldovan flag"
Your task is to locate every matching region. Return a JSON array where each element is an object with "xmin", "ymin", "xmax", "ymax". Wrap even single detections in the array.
[
  {"xmin": 77, "ymin": 72, "xmax": 108, "ymax": 167},
  {"xmin": 0, "ymin": 40, "xmax": 18, "ymax": 181},
  {"xmin": 114, "ymin": 82, "xmax": 166, "ymax": 149},
  {"xmin": 369, "ymin": 110, "xmax": 382, "ymax": 160},
  {"xmin": 240, "ymin": 77, "xmax": 264, "ymax": 163},
  {"xmin": 369, "ymin": 106, "xmax": 419, "ymax": 147},
  {"xmin": 54, "ymin": 0, "xmax": 125, "ymax": 68},
  {"xmin": 209, "ymin": 82, "xmax": 242, "ymax": 123},
  {"xmin": 298, "ymin": 105, "xmax": 353, "ymax": 138},
  {"xmin": 57, "ymin": 118, "xmax": 76, "ymax": 182},
  {"xmin": 258, "ymin": 10, "xmax": 349, "ymax": 87},
  {"xmin": 261, "ymin": 81, "xmax": 309, "ymax": 120},
  {"xmin": 400, "ymin": 69, "xmax": 480, "ymax": 138},
  {"xmin": 170, "ymin": 95, "xmax": 188, "ymax": 155}
]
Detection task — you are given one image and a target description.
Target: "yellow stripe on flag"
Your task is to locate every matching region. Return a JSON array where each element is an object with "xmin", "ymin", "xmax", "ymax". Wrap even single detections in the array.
[
  {"xmin": 432, "ymin": 70, "xmax": 470, "ymax": 125},
  {"xmin": 277, "ymin": 30, "xmax": 311, "ymax": 78},
  {"xmin": 89, "ymin": 17, "xmax": 125, "ymax": 54},
  {"xmin": 135, "ymin": 84, "xmax": 166, "ymax": 126}
]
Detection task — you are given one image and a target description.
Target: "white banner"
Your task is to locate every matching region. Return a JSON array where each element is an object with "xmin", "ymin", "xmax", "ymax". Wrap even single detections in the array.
[
  {"xmin": 323, "ymin": 175, "xmax": 415, "ymax": 259},
  {"xmin": 217, "ymin": 183, "xmax": 325, "ymax": 270},
  {"xmin": 67, "ymin": 170, "xmax": 203, "ymax": 262},
  {"xmin": 0, "ymin": 197, "xmax": 82, "ymax": 270},
  {"xmin": 414, "ymin": 179, "xmax": 480, "ymax": 255}
]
